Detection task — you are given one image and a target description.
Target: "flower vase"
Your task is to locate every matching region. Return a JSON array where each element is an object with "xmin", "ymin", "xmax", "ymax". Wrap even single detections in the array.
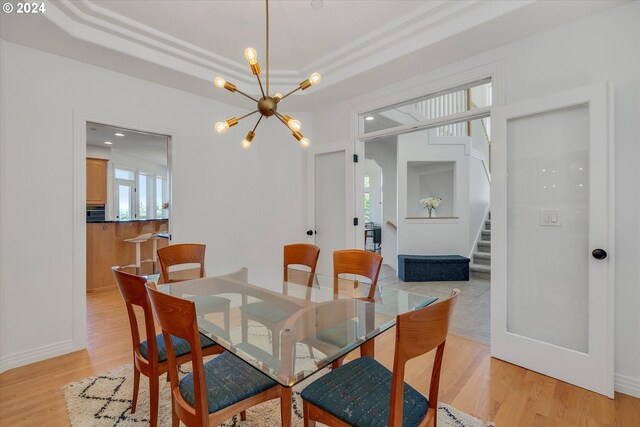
[{"xmin": 429, "ymin": 209, "xmax": 437, "ymax": 218}]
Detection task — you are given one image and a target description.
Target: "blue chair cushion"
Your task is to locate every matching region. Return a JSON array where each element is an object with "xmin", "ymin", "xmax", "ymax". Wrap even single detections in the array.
[
  {"xmin": 140, "ymin": 333, "xmax": 217, "ymax": 363},
  {"xmin": 315, "ymin": 319, "xmax": 358, "ymax": 348},
  {"xmin": 184, "ymin": 295, "xmax": 231, "ymax": 314},
  {"xmin": 301, "ymin": 356, "xmax": 428, "ymax": 427},
  {"xmin": 179, "ymin": 352, "xmax": 278, "ymax": 414},
  {"xmin": 240, "ymin": 301, "xmax": 291, "ymax": 323}
]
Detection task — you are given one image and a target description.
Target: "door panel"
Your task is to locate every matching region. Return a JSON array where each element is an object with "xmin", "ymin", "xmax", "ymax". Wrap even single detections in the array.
[
  {"xmin": 307, "ymin": 144, "xmax": 354, "ymax": 276},
  {"xmin": 315, "ymin": 152, "xmax": 346, "ymax": 275},
  {"xmin": 491, "ymin": 84, "xmax": 614, "ymax": 397}
]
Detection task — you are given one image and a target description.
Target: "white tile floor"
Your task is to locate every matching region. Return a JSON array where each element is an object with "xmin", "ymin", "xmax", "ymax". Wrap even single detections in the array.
[{"xmin": 380, "ymin": 265, "xmax": 491, "ymax": 344}]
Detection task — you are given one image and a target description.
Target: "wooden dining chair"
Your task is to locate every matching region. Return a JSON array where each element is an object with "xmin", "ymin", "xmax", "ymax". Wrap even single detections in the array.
[
  {"xmin": 145, "ymin": 283, "xmax": 286, "ymax": 427},
  {"xmin": 240, "ymin": 244, "xmax": 320, "ymax": 357},
  {"xmin": 319, "ymin": 249, "xmax": 383, "ymax": 368},
  {"xmin": 157, "ymin": 243, "xmax": 231, "ymax": 331},
  {"xmin": 301, "ymin": 289, "xmax": 460, "ymax": 427},
  {"xmin": 112, "ymin": 268, "xmax": 224, "ymax": 427},
  {"xmin": 333, "ymin": 249, "xmax": 383, "ymax": 302},
  {"xmin": 157, "ymin": 243, "xmax": 207, "ymax": 283}
]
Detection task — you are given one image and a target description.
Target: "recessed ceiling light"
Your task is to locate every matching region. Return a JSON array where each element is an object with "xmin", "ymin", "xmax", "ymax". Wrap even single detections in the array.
[
  {"xmin": 310, "ymin": 0, "xmax": 323, "ymax": 9},
  {"xmin": 114, "ymin": 132, "xmax": 125, "ymax": 137},
  {"xmin": 365, "ymin": 116, "xmax": 375, "ymax": 121},
  {"xmin": 104, "ymin": 141, "xmax": 113, "ymax": 145}
]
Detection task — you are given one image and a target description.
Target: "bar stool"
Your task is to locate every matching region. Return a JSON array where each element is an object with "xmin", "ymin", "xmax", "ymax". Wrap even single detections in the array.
[
  {"xmin": 124, "ymin": 233, "xmax": 153, "ymax": 275},
  {"xmin": 151, "ymin": 224, "xmax": 169, "ymax": 273}
]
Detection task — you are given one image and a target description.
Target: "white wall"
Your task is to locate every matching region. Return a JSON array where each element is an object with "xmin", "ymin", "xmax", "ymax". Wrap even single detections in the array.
[
  {"xmin": 0, "ymin": 40, "xmax": 311, "ymax": 371},
  {"xmin": 311, "ymin": 3, "xmax": 640, "ymax": 396},
  {"xmin": 364, "ymin": 138, "xmax": 398, "ymax": 270},
  {"xmin": 397, "ymin": 130, "xmax": 470, "ymax": 256}
]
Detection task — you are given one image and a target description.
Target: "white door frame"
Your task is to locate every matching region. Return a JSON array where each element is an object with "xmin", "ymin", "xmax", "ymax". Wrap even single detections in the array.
[
  {"xmin": 72, "ymin": 110, "xmax": 176, "ymax": 351},
  {"xmin": 490, "ymin": 83, "xmax": 615, "ymax": 398}
]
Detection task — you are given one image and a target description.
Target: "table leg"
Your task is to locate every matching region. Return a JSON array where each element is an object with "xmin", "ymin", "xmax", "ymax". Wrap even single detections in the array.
[{"xmin": 281, "ymin": 386, "xmax": 292, "ymax": 427}]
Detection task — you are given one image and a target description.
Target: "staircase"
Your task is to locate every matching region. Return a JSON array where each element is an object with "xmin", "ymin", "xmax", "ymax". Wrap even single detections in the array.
[{"xmin": 470, "ymin": 212, "xmax": 491, "ymax": 280}]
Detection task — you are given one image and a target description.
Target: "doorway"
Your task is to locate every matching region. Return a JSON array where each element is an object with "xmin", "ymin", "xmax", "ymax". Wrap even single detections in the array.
[{"xmin": 84, "ymin": 123, "xmax": 171, "ymax": 357}]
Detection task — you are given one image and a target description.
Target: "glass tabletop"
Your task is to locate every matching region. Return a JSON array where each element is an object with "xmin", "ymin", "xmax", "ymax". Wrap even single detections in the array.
[{"xmin": 156, "ymin": 266, "xmax": 437, "ymax": 387}]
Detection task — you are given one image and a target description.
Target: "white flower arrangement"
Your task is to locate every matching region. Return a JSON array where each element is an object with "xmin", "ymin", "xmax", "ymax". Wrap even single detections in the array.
[{"xmin": 420, "ymin": 197, "xmax": 442, "ymax": 217}]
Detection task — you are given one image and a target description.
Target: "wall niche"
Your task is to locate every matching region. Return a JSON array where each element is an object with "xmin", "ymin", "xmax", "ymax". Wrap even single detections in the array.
[{"xmin": 406, "ymin": 161, "xmax": 456, "ymax": 218}]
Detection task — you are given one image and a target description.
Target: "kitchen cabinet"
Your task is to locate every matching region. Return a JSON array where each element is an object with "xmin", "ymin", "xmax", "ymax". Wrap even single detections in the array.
[
  {"xmin": 86, "ymin": 158, "xmax": 107, "ymax": 205},
  {"xmin": 86, "ymin": 219, "xmax": 169, "ymax": 292}
]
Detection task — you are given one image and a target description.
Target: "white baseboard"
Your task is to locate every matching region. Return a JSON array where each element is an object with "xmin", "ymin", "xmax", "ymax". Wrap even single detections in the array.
[
  {"xmin": 615, "ymin": 373, "xmax": 640, "ymax": 398},
  {"xmin": 0, "ymin": 339, "xmax": 75, "ymax": 373}
]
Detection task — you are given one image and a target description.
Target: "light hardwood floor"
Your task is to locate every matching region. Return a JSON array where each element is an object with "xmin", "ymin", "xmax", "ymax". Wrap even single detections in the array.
[{"xmin": 0, "ymin": 288, "xmax": 638, "ymax": 427}]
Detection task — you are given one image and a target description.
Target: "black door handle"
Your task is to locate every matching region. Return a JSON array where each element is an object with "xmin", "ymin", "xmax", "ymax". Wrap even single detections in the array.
[
  {"xmin": 306, "ymin": 230, "xmax": 313, "ymax": 236},
  {"xmin": 592, "ymin": 249, "xmax": 607, "ymax": 260}
]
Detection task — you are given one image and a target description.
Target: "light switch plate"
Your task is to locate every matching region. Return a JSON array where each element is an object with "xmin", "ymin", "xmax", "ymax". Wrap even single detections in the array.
[{"xmin": 540, "ymin": 209, "xmax": 562, "ymax": 226}]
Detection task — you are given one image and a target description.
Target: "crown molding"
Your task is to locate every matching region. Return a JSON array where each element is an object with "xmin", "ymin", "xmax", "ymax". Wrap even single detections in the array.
[{"xmin": 42, "ymin": 0, "xmax": 534, "ymax": 96}]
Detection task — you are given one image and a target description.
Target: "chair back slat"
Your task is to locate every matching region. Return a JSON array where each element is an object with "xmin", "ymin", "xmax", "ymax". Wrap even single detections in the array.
[
  {"xmin": 145, "ymin": 284, "xmax": 209, "ymax": 426},
  {"xmin": 388, "ymin": 289, "xmax": 459, "ymax": 427},
  {"xmin": 333, "ymin": 249, "xmax": 383, "ymax": 300},
  {"xmin": 112, "ymin": 267, "xmax": 158, "ymax": 362},
  {"xmin": 395, "ymin": 289, "xmax": 459, "ymax": 361},
  {"xmin": 284, "ymin": 244, "xmax": 320, "ymax": 288},
  {"xmin": 157, "ymin": 243, "xmax": 206, "ymax": 283}
]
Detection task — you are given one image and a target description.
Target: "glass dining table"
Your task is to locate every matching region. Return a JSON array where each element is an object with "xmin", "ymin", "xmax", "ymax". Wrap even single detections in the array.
[{"xmin": 153, "ymin": 265, "xmax": 437, "ymax": 426}]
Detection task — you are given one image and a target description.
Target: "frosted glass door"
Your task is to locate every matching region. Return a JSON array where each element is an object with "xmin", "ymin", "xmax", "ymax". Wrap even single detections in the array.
[
  {"xmin": 506, "ymin": 106, "xmax": 589, "ymax": 352},
  {"xmin": 491, "ymin": 85, "xmax": 613, "ymax": 397}
]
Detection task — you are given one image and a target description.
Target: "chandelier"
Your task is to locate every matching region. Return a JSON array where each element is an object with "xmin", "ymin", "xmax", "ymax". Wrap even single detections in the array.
[{"xmin": 213, "ymin": 0, "xmax": 321, "ymax": 149}]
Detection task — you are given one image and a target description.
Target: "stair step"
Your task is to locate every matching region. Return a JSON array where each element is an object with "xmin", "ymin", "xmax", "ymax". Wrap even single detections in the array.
[
  {"xmin": 473, "ymin": 252, "xmax": 491, "ymax": 265},
  {"xmin": 470, "ymin": 263, "xmax": 491, "ymax": 279},
  {"xmin": 477, "ymin": 240, "xmax": 491, "ymax": 253},
  {"xmin": 481, "ymin": 230, "xmax": 491, "ymax": 241},
  {"xmin": 484, "ymin": 220, "xmax": 491, "ymax": 230},
  {"xmin": 470, "ymin": 264, "xmax": 491, "ymax": 273},
  {"xmin": 488, "ymin": 211, "xmax": 491, "ymax": 220}
]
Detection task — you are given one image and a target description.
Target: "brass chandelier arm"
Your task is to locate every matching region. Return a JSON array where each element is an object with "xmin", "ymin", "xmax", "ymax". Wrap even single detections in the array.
[
  {"xmin": 277, "ymin": 86, "xmax": 302, "ymax": 102},
  {"xmin": 237, "ymin": 109, "xmax": 260, "ymax": 122},
  {"xmin": 235, "ymin": 88, "xmax": 260, "ymax": 103},
  {"xmin": 266, "ymin": 0, "xmax": 269, "ymax": 96},
  {"xmin": 256, "ymin": 74, "xmax": 266, "ymax": 99},
  {"xmin": 252, "ymin": 114, "xmax": 264, "ymax": 133}
]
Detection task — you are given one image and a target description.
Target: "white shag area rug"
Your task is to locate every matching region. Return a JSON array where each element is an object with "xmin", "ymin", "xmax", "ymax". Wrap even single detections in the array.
[{"xmin": 64, "ymin": 363, "xmax": 490, "ymax": 427}]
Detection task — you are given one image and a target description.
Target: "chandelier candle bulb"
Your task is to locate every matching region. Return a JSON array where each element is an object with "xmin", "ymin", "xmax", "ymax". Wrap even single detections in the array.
[
  {"xmin": 273, "ymin": 93, "xmax": 283, "ymax": 101},
  {"xmin": 242, "ymin": 131, "xmax": 255, "ymax": 149},
  {"xmin": 244, "ymin": 48, "xmax": 258, "ymax": 64}
]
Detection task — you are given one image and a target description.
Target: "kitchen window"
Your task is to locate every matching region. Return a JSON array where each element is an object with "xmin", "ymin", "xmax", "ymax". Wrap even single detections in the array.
[{"xmin": 113, "ymin": 166, "xmax": 167, "ymax": 220}]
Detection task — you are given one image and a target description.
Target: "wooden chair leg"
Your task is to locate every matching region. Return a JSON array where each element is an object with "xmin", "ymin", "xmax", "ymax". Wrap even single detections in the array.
[
  {"xmin": 281, "ymin": 387, "xmax": 292, "ymax": 427},
  {"xmin": 303, "ymin": 401, "xmax": 316, "ymax": 427},
  {"xmin": 224, "ymin": 306, "xmax": 230, "ymax": 332},
  {"xmin": 241, "ymin": 313, "xmax": 249, "ymax": 343},
  {"xmin": 149, "ymin": 375, "xmax": 160, "ymax": 427},
  {"xmin": 172, "ymin": 406, "xmax": 180, "ymax": 427},
  {"xmin": 331, "ymin": 355, "xmax": 347, "ymax": 369},
  {"xmin": 272, "ymin": 327, "xmax": 280, "ymax": 357},
  {"xmin": 131, "ymin": 366, "xmax": 141, "ymax": 413},
  {"xmin": 240, "ymin": 410, "xmax": 247, "ymax": 421}
]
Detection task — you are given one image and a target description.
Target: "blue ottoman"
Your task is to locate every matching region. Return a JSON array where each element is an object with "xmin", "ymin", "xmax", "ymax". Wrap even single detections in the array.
[{"xmin": 398, "ymin": 255, "xmax": 470, "ymax": 282}]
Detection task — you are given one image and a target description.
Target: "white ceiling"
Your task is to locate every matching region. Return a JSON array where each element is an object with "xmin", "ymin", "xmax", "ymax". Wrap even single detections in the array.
[
  {"xmin": 1, "ymin": 1, "xmax": 629, "ymax": 111},
  {"xmin": 87, "ymin": 122, "xmax": 168, "ymax": 166}
]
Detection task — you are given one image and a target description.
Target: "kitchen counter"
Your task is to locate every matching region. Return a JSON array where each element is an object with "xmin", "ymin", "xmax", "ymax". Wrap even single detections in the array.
[
  {"xmin": 87, "ymin": 218, "xmax": 169, "ymax": 224},
  {"xmin": 86, "ymin": 219, "xmax": 169, "ymax": 292}
]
